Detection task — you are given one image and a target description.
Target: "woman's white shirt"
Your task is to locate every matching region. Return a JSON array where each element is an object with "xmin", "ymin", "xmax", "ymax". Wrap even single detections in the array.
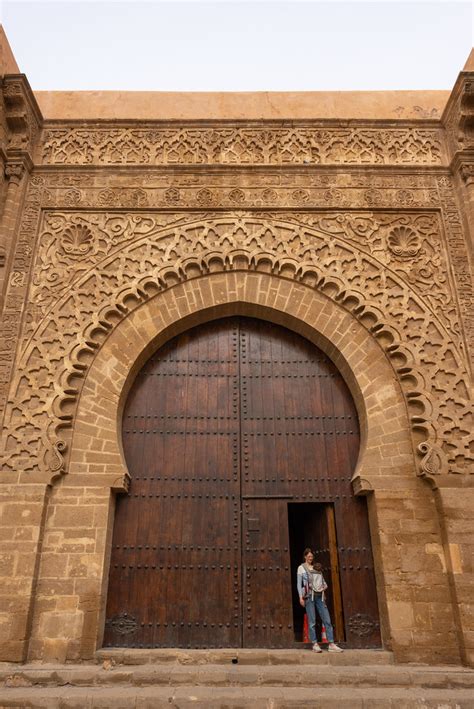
[{"xmin": 297, "ymin": 563, "xmax": 326, "ymax": 593}]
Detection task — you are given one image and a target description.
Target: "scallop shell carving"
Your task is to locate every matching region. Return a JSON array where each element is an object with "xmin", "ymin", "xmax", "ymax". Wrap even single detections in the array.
[
  {"xmin": 387, "ymin": 226, "xmax": 421, "ymax": 258},
  {"xmin": 62, "ymin": 224, "xmax": 93, "ymax": 256}
]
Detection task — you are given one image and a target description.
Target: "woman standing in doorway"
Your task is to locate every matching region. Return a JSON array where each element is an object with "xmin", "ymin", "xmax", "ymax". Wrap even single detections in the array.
[{"xmin": 297, "ymin": 548, "xmax": 343, "ymax": 653}]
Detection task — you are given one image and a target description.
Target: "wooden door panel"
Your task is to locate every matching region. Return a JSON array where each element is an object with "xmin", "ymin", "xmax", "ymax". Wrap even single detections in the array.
[
  {"xmin": 242, "ymin": 433, "xmax": 357, "ymax": 497},
  {"xmin": 105, "ymin": 316, "xmax": 381, "ymax": 649},
  {"xmin": 307, "ymin": 504, "xmax": 345, "ymax": 643},
  {"xmin": 104, "ymin": 319, "xmax": 242, "ymax": 648},
  {"xmin": 126, "ymin": 434, "xmax": 239, "ymax": 483},
  {"xmin": 239, "ymin": 319, "xmax": 379, "ymax": 648},
  {"xmin": 335, "ymin": 497, "xmax": 380, "ymax": 647},
  {"xmin": 242, "ymin": 499, "xmax": 294, "ymax": 648}
]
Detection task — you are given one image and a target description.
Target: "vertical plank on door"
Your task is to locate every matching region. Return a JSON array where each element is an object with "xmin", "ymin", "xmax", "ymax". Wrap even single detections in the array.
[{"xmin": 326, "ymin": 504, "xmax": 345, "ymax": 642}]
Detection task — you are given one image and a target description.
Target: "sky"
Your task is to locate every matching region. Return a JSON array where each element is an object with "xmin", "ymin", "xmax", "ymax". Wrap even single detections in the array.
[{"xmin": 1, "ymin": 0, "xmax": 473, "ymax": 91}]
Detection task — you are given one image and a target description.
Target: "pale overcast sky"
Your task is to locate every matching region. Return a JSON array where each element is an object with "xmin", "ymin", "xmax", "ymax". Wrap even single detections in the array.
[{"xmin": 1, "ymin": 0, "xmax": 473, "ymax": 91}]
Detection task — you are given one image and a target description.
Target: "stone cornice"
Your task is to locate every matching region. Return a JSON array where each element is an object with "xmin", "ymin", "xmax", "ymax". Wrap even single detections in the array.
[
  {"xmin": 442, "ymin": 70, "xmax": 474, "ymax": 160},
  {"xmin": 449, "ymin": 149, "xmax": 474, "ymax": 184},
  {"xmin": 1, "ymin": 73, "xmax": 43, "ymax": 164}
]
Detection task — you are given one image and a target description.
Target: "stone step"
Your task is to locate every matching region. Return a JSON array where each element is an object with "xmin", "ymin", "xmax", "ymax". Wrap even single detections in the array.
[
  {"xmin": 0, "ymin": 685, "xmax": 473, "ymax": 708},
  {"xmin": 1, "ymin": 662, "xmax": 473, "ymax": 690},
  {"xmin": 94, "ymin": 648, "xmax": 394, "ymax": 665}
]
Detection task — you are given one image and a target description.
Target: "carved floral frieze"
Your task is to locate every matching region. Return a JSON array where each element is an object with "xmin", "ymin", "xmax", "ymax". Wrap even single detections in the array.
[
  {"xmin": 40, "ymin": 182, "xmax": 441, "ymax": 211},
  {"xmin": 28, "ymin": 210, "xmax": 458, "ymax": 342},
  {"xmin": 40, "ymin": 125, "xmax": 445, "ymax": 166}
]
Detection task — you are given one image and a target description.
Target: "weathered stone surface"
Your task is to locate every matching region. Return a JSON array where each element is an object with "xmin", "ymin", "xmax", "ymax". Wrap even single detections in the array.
[
  {"xmin": 0, "ymin": 28, "xmax": 473, "ymax": 669},
  {"xmin": 1, "ymin": 659, "xmax": 474, "ymax": 690},
  {"xmin": 0, "ymin": 684, "xmax": 474, "ymax": 709}
]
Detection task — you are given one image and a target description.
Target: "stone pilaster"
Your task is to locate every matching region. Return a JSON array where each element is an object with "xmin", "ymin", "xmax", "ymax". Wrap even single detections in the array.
[
  {"xmin": 442, "ymin": 59, "xmax": 474, "ymax": 370},
  {"xmin": 26, "ymin": 482, "xmax": 113, "ymax": 662},
  {"xmin": 435, "ymin": 483, "xmax": 474, "ymax": 667},
  {"xmin": 0, "ymin": 484, "xmax": 49, "ymax": 662},
  {"xmin": 0, "ymin": 77, "xmax": 42, "ymax": 436},
  {"xmin": 0, "ymin": 75, "xmax": 41, "ymax": 312},
  {"xmin": 0, "ymin": 157, "xmax": 31, "ymax": 312},
  {"xmin": 0, "ymin": 75, "xmax": 43, "ymax": 662},
  {"xmin": 367, "ymin": 485, "xmax": 461, "ymax": 665}
]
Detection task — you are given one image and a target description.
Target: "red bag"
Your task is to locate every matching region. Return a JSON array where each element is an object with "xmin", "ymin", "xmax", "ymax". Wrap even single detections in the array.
[{"xmin": 303, "ymin": 613, "xmax": 310, "ymax": 643}]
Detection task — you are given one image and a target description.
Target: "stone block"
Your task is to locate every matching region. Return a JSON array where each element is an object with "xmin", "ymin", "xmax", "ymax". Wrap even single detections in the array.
[
  {"xmin": 68, "ymin": 553, "xmax": 102, "ymax": 579},
  {"xmin": 413, "ymin": 602, "xmax": 432, "ymax": 630},
  {"xmin": 52, "ymin": 507, "xmax": 95, "ymax": 528},
  {"xmin": 40, "ymin": 553, "xmax": 69, "ymax": 578},
  {"xmin": 41, "ymin": 638, "xmax": 69, "ymax": 664},
  {"xmin": 0, "ymin": 552, "xmax": 15, "ymax": 576},
  {"xmin": 38, "ymin": 611, "xmax": 83, "ymax": 641},
  {"xmin": 0, "ymin": 503, "xmax": 43, "ymax": 526},
  {"xmin": 36, "ymin": 579, "xmax": 76, "ymax": 596},
  {"xmin": 0, "ymin": 638, "xmax": 26, "ymax": 662}
]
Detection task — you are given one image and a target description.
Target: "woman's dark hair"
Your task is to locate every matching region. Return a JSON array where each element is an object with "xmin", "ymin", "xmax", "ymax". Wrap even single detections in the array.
[{"xmin": 302, "ymin": 547, "xmax": 313, "ymax": 561}]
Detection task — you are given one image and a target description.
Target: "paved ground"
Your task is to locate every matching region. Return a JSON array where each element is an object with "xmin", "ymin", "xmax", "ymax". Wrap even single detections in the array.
[
  {"xmin": 1, "ymin": 685, "xmax": 474, "ymax": 708},
  {"xmin": 1, "ymin": 650, "xmax": 473, "ymax": 708}
]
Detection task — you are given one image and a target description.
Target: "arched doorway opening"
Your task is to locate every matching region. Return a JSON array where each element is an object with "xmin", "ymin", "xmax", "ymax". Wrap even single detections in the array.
[{"xmin": 103, "ymin": 316, "xmax": 380, "ymax": 649}]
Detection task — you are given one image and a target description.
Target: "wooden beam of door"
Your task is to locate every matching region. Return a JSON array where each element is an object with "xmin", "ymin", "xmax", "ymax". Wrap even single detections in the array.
[{"xmin": 326, "ymin": 504, "xmax": 345, "ymax": 642}]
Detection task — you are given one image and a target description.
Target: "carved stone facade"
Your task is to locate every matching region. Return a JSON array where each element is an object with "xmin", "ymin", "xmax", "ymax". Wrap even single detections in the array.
[{"xmin": 0, "ymin": 52, "xmax": 473, "ymax": 667}]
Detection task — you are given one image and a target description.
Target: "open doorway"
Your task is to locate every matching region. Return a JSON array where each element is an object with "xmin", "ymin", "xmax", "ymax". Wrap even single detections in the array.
[{"xmin": 288, "ymin": 503, "xmax": 345, "ymax": 644}]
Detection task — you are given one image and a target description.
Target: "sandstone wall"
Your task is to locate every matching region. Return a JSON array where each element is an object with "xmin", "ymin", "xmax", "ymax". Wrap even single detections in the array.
[{"xmin": 0, "ymin": 55, "xmax": 473, "ymax": 665}]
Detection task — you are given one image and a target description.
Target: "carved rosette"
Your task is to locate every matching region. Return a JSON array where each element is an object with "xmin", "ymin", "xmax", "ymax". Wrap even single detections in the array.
[{"xmin": 164, "ymin": 187, "xmax": 180, "ymax": 205}]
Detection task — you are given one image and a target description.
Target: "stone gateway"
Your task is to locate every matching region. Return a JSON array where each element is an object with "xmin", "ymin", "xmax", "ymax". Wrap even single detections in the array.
[{"xmin": 0, "ymin": 30, "xmax": 473, "ymax": 672}]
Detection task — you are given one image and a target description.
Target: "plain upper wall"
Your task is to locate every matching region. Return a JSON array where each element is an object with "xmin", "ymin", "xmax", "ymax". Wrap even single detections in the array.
[
  {"xmin": 0, "ymin": 25, "xmax": 457, "ymax": 121},
  {"xmin": 34, "ymin": 90, "xmax": 450, "ymax": 121},
  {"xmin": 0, "ymin": 26, "xmax": 19, "ymax": 74}
]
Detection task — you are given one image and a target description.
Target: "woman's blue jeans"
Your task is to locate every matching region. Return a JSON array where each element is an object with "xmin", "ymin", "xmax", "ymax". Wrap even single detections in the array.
[{"xmin": 304, "ymin": 593, "xmax": 334, "ymax": 643}]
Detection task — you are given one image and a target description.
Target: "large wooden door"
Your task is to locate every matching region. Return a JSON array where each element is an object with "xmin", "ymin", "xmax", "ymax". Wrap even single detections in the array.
[
  {"xmin": 104, "ymin": 320, "xmax": 242, "ymax": 649},
  {"xmin": 103, "ymin": 317, "xmax": 380, "ymax": 649}
]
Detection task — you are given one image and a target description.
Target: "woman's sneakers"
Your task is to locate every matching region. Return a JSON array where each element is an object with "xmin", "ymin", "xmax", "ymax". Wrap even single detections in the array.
[{"xmin": 312, "ymin": 641, "xmax": 343, "ymax": 653}]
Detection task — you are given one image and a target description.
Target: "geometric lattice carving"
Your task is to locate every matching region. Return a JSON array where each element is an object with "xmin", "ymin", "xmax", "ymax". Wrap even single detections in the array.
[
  {"xmin": 41, "ymin": 125, "xmax": 444, "ymax": 166},
  {"xmin": 29, "ymin": 211, "xmax": 458, "ymax": 337},
  {"xmin": 1, "ymin": 213, "xmax": 472, "ymax": 484}
]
